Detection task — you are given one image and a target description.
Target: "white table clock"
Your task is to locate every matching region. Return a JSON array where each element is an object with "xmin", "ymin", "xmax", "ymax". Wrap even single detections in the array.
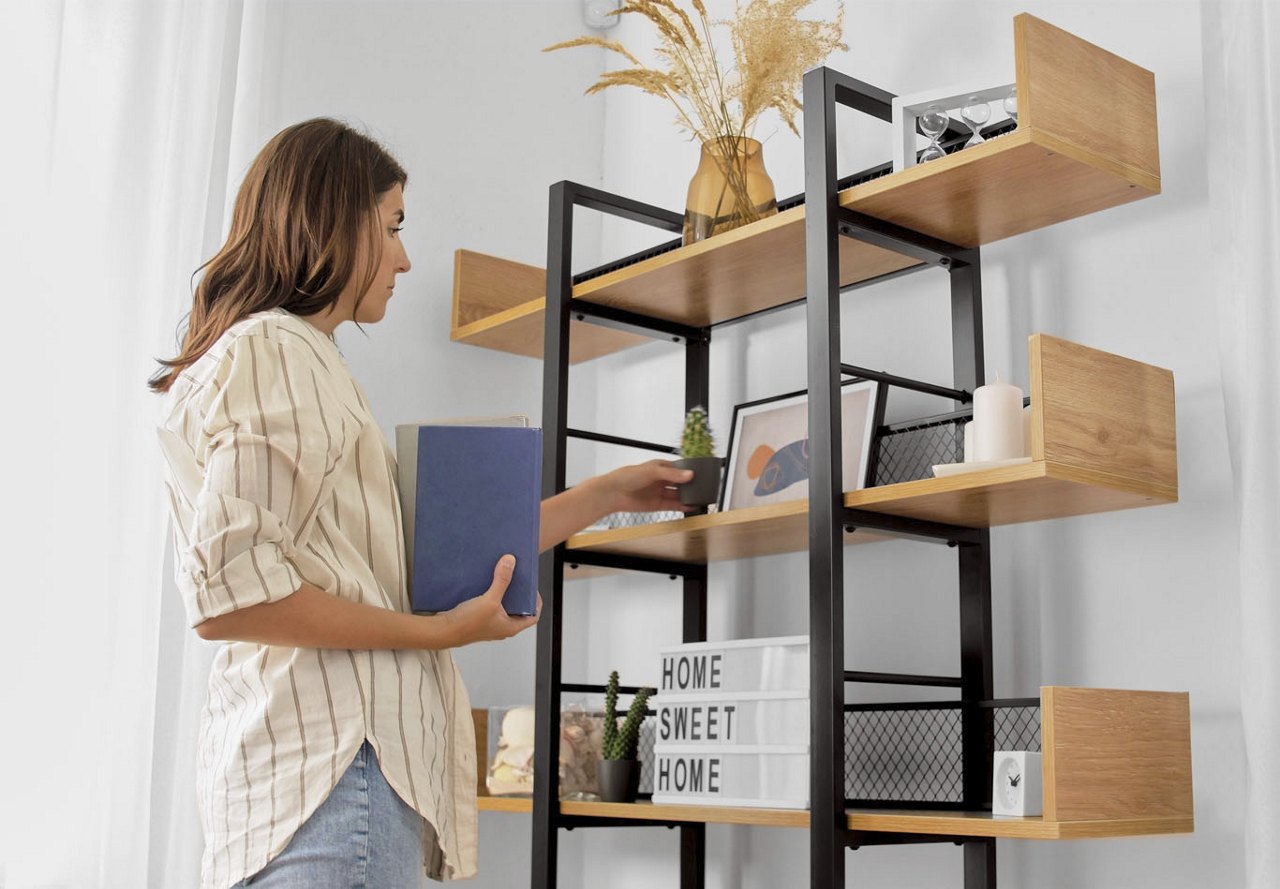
[{"xmin": 992, "ymin": 751, "xmax": 1043, "ymax": 817}]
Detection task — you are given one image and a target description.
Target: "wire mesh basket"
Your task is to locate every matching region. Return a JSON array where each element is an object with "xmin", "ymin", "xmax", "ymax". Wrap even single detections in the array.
[
  {"xmin": 871, "ymin": 408, "xmax": 971, "ymax": 487},
  {"xmin": 844, "ymin": 701, "xmax": 1041, "ymax": 804}
]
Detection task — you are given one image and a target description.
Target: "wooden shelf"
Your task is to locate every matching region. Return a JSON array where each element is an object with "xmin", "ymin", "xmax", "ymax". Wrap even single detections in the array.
[
  {"xmin": 478, "ymin": 800, "xmax": 1191, "ymax": 840},
  {"xmin": 562, "ymin": 334, "xmax": 1176, "ymax": 566},
  {"xmin": 451, "ymin": 14, "xmax": 1159, "ymax": 363},
  {"xmin": 565, "ymin": 461, "xmax": 1172, "ymax": 566},
  {"xmin": 477, "ymin": 688, "xmax": 1194, "ymax": 841},
  {"xmin": 478, "ymin": 796, "xmax": 534, "ymax": 814}
]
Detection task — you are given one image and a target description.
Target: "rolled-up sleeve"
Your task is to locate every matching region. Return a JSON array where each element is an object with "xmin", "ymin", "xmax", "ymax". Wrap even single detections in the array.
[{"xmin": 178, "ymin": 333, "xmax": 354, "ymax": 626}]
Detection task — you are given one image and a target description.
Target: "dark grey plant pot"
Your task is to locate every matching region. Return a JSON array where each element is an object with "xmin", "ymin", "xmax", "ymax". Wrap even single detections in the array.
[
  {"xmin": 674, "ymin": 456, "xmax": 723, "ymax": 507},
  {"xmin": 597, "ymin": 758, "xmax": 641, "ymax": 803}
]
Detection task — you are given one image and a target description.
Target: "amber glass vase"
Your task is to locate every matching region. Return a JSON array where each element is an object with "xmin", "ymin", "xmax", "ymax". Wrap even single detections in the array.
[{"xmin": 681, "ymin": 136, "xmax": 778, "ymax": 245}]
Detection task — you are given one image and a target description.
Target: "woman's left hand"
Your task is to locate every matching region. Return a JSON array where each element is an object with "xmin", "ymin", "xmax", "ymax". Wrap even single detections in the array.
[{"xmin": 599, "ymin": 459, "xmax": 696, "ymax": 515}]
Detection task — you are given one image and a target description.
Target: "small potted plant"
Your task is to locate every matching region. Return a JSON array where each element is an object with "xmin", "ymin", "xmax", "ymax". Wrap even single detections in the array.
[
  {"xmin": 597, "ymin": 670, "xmax": 654, "ymax": 803},
  {"xmin": 674, "ymin": 406, "xmax": 722, "ymax": 507}
]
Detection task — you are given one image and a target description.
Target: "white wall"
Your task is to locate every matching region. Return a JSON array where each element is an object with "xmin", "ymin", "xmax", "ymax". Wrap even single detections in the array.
[{"xmin": 262, "ymin": 2, "xmax": 1242, "ymax": 888}]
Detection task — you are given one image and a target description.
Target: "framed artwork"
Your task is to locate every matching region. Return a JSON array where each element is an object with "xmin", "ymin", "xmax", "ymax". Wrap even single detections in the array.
[{"xmin": 718, "ymin": 379, "xmax": 885, "ymax": 512}]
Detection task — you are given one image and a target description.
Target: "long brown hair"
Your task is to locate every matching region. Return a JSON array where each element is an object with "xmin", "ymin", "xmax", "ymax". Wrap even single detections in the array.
[{"xmin": 149, "ymin": 118, "xmax": 407, "ymax": 392}]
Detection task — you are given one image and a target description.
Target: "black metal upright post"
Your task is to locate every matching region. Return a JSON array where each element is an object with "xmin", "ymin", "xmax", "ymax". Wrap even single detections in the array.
[
  {"xmin": 803, "ymin": 65, "xmax": 847, "ymax": 889},
  {"xmin": 533, "ymin": 182, "xmax": 574, "ymax": 889},
  {"xmin": 532, "ymin": 181, "xmax": 689, "ymax": 889},
  {"xmin": 950, "ymin": 249, "xmax": 997, "ymax": 889},
  {"xmin": 681, "ymin": 329, "xmax": 711, "ymax": 889}
]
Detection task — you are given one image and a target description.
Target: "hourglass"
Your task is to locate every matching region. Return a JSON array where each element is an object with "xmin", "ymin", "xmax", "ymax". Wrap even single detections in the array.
[
  {"xmin": 960, "ymin": 95, "xmax": 991, "ymax": 147},
  {"xmin": 1003, "ymin": 86, "xmax": 1018, "ymax": 127},
  {"xmin": 919, "ymin": 105, "xmax": 949, "ymax": 163},
  {"xmin": 893, "ymin": 82, "xmax": 1016, "ymax": 171}
]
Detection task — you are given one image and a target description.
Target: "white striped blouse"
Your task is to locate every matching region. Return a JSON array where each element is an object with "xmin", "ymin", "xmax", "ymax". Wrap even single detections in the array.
[{"xmin": 158, "ymin": 309, "xmax": 477, "ymax": 889}]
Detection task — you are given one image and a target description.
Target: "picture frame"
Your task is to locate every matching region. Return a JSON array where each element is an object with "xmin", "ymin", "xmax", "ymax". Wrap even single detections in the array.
[{"xmin": 718, "ymin": 379, "xmax": 886, "ymax": 512}]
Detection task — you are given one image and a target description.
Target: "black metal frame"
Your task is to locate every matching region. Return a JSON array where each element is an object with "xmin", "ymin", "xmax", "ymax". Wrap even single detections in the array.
[
  {"xmin": 532, "ymin": 67, "xmax": 997, "ymax": 889},
  {"xmin": 803, "ymin": 66, "xmax": 995, "ymax": 887},
  {"xmin": 534, "ymin": 181, "xmax": 710, "ymax": 889}
]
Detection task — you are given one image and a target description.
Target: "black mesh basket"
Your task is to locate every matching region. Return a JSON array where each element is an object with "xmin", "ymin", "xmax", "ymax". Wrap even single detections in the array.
[
  {"xmin": 844, "ymin": 700, "xmax": 1041, "ymax": 805},
  {"xmin": 870, "ymin": 408, "xmax": 971, "ymax": 487}
]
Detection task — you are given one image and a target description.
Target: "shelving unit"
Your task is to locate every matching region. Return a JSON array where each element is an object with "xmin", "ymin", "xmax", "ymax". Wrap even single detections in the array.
[{"xmin": 458, "ymin": 13, "xmax": 1189, "ymax": 889}]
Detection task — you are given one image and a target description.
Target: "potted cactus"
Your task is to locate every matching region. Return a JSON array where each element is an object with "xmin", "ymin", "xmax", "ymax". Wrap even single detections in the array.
[
  {"xmin": 674, "ymin": 406, "xmax": 722, "ymax": 507},
  {"xmin": 597, "ymin": 670, "xmax": 654, "ymax": 803}
]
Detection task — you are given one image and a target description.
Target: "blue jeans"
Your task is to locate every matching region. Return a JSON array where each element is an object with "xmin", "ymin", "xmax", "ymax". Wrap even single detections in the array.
[{"xmin": 234, "ymin": 741, "xmax": 427, "ymax": 887}]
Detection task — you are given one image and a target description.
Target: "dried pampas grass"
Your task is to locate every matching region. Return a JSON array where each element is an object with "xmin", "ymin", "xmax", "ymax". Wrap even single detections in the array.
[{"xmin": 545, "ymin": 0, "xmax": 847, "ymax": 146}]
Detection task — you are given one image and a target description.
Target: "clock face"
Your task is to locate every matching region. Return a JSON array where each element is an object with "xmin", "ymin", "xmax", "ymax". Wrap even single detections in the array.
[{"xmin": 996, "ymin": 756, "xmax": 1023, "ymax": 809}]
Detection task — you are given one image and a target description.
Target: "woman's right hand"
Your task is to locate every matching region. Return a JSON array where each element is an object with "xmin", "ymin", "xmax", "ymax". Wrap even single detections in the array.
[{"xmin": 441, "ymin": 555, "xmax": 541, "ymax": 646}]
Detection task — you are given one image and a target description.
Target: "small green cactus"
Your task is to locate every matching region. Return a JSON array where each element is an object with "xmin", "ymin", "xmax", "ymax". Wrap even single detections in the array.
[
  {"xmin": 680, "ymin": 406, "xmax": 715, "ymax": 459},
  {"xmin": 601, "ymin": 670, "xmax": 654, "ymax": 761}
]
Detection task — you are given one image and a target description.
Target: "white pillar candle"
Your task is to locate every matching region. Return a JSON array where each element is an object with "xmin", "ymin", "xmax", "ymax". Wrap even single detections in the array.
[{"xmin": 973, "ymin": 378, "xmax": 1024, "ymax": 462}]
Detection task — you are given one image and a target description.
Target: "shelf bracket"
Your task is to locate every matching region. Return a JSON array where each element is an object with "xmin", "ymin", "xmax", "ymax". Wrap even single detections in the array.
[
  {"xmin": 571, "ymin": 299, "xmax": 708, "ymax": 345},
  {"xmin": 563, "ymin": 548, "xmax": 701, "ymax": 577},
  {"xmin": 847, "ymin": 831, "xmax": 969, "ymax": 849},
  {"xmin": 837, "ymin": 207, "xmax": 967, "ymax": 268},
  {"xmin": 842, "ymin": 507, "xmax": 983, "ymax": 545}
]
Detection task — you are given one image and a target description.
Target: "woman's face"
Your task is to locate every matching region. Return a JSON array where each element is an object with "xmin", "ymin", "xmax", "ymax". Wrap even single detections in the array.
[
  {"xmin": 351, "ymin": 183, "xmax": 411, "ymax": 325},
  {"xmin": 313, "ymin": 183, "xmax": 410, "ymax": 333}
]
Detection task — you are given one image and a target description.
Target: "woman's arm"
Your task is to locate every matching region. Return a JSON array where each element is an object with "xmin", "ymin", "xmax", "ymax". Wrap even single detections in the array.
[
  {"xmin": 539, "ymin": 460, "xmax": 694, "ymax": 551},
  {"xmin": 195, "ymin": 555, "xmax": 538, "ymax": 648}
]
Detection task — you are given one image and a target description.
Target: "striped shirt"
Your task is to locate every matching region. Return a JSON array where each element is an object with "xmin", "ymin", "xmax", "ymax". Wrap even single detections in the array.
[{"xmin": 158, "ymin": 309, "xmax": 478, "ymax": 889}]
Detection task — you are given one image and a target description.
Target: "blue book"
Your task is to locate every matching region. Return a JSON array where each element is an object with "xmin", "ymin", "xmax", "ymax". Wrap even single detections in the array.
[{"xmin": 398, "ymin": 424, "xmax": 541, "ymax": 616}]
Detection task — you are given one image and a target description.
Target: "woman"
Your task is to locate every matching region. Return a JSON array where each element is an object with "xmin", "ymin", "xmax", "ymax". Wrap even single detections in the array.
[{"xmin": 151, "ymin": 118, "xmax": 691, "ymax": 888}]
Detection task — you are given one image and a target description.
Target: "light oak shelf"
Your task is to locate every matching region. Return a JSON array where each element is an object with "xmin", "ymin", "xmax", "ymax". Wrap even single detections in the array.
[
  {"xmin": 563, "ymin": 334, "xmax": 1176, "ymax": 566},
  {"xmin": 477, "ymin": 801, "xmax": 1191, "ymax": 841},
  {"xmin": 477, "ymin": 688, "xmax": 1194, "ymax": 841},
  {"xmin": 481, "ymin": 803, "xmax": 1187, "ymax": 844},
  {"xmin": 451, "ymin": 15, "xmax": 1159, "ymax": 363}
]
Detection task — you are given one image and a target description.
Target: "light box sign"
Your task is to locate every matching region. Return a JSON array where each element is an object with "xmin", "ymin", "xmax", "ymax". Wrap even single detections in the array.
[
  {"xmin": 655, "ymin": 690, "xmax": 809, "ymax": 746},
  {"xmin": 651, "ymin": 746, "xmax": 810, "ymax": 809},
  {"xmin": 659, "ymin": 636, "xmax": 809, "ymax": 694}
]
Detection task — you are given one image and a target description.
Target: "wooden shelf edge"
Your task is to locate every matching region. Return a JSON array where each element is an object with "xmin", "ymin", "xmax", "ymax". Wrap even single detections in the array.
[
  {"xmin": 451, "ymin": 298, "xmax": 545, "ymax": 343},
  {"xmin": 838, "ymin": 129, "xmax": 1035, "ymax": 206},
  {"xmin": 849, "ymin": 459, "xmax": 1177, "ymax": 517},
  {"xmin": 562, "ymin": 799, "xmax": 810, "ymax": 827},
  {"xmin": 567, "ymin": 501, "xmax": 805, "ymax": 551},
  {"xmin": 847, "ymin": 809, "xmax": 1193, "ymax": 840},
  {"xmin": 477, "ymin": 797, "xmax": 1193, "ymax": 839},
  {"xmin": 1028, "ymin": 130, "xmax": 1161, "ymax": 196},
  {"xmin": 478, "ymin": 795, "xmax": 533, "ymax": 813},
  {"xmin": 562, "ymin": 459, "xmax": 1176, "ymax": 567}
]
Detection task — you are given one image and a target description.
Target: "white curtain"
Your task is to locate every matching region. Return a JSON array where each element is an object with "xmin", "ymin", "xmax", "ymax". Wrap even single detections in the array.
[
  {"xmin": 0, "ymin": 2, "xmax": 269, "ymax": 885},
  {"xmin": 1202, "ymin": 2, "xmax": 1280, "ymax": 888}
]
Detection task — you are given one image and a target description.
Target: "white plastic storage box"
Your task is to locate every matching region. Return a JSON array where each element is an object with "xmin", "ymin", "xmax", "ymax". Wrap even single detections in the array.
[
  {"xmin": 654, "ymin": 690, "xmax": 809, "ymax": 747},
  {"xmin": 658, "ymin": 635, "xmax": 809, "ymax": 695},
  {"xmin": 651, "ymin": 745, "xmax": 810, "ymax": 809}
]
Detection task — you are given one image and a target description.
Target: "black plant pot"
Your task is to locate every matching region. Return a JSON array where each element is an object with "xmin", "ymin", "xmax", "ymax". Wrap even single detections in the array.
[
  {"xmin": 596, "ymin": 758, "xmax": 641, "ymax": 803},
  {"xmin": 674, "ymin": 456, "xmax": 723, "ymax": 507}
]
